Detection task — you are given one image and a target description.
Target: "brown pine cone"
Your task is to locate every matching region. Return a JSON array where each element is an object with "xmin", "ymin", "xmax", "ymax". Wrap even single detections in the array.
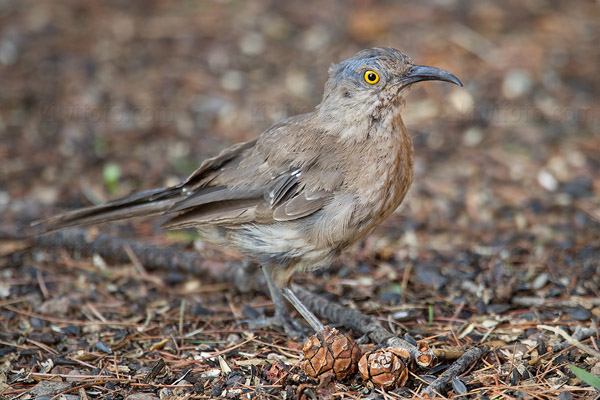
[
  {"xmin": 358, "ymin": 347, "xmax": 410, "ymax": 390},
  {"xmin": 417, "ymin": 341, "xmax": 437, "ymax": 368},
  {"xmin": 301, "ymin": 327, "xmax": 362, "ymax": 380}
]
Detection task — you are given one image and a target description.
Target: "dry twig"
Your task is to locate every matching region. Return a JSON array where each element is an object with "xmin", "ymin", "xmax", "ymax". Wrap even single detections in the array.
[{"xmin": 538, "ymin": 325, "xmax": 600, "ymax": 360}]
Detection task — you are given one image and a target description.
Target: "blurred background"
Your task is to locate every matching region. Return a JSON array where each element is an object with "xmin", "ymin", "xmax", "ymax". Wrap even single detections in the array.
[{"xmin": 1, "ymin": 0, "xmax": 599, "ymax": 299}]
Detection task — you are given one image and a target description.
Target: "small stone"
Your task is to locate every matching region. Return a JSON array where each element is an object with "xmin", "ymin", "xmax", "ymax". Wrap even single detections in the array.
[
  {"xmin": 0, "ymin": 38, "xmax": 17, "ymax": 65},
  {"xmin": 29, "ymin": 381, "xmax": 71, "ymax": 397},
  {"xmin": 569, "ymin": 307, "xmax": 591, "ymax": 321},
  {"xmin": 558, "ymin": 392, "xmax": 573, "ymax": 400},
  {"xmin": 221, "ymin": 70, "xmax": 244, "ymax": 91},
  {"xmin": 590, "ymin": 362, "xmax": 600, "ymax": 376},
  {"xmin": 462, "ymin": 127, "xmax": 483, "ymax": 147},
  {"xmin": 531, "ymin": 273, "xmax": 549, "ymax": 290},
  {"xmin": 450, "ymin": 88, "xmax": 474, "ymax": 114},
  {"xmin": 537, "ymin": 169, "xmax": 558, "ymax": 191},
  {"xmin": 502, "ymin": 70, "xmax": 533, "ymax": 99},
  {"xmin": 94, "ymin": 340, "xmax": 112, "ymax": 354},
  {"xmin": 125, "ymin": 392, "xmax": 160, "ymax": 400},
  {"xmin": 560, "ymin": 176, "xmax": 593, "ymax": 198},
  {"xmin": 66, "ymin": 369, "xmax": 84, "ymax": 383},
  {"xmin": 239, "ymin": 32, "xmax": 264, "ymax": 55},
  {"xmin": 452, "ymin": 377, "xmax": 468, "ymax": 394}
]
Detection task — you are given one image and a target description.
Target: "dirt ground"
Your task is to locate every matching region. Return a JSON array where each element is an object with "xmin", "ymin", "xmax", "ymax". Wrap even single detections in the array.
[{"xmin": 1, "ymin": 1, "xmax": 599, "ymax": 399}]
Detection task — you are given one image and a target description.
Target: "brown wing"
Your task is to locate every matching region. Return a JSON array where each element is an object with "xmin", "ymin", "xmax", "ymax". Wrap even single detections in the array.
[
  {"xmin": 163, "ymin": 114, "xmax": 336, "ymax": 229},
  {"xmin": 272, "ymin": 190, "xmax": 330, "ymax": 221},
  {"xmin": 35, "ymin": 114, "xmax": 333, "ymax": 234},
  {"xmin": 161, "ymin": 168, "xmax": 333, "ymax": 230}
]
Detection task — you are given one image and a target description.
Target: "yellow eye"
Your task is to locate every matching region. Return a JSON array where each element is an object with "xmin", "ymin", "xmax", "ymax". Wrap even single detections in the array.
[{"xmin": 364, "ymin": 70, "xmax": 380, "ymax": 84}]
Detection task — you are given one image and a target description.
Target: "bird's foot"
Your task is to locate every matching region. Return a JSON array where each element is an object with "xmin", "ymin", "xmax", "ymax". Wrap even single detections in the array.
[{"xmin": 243, "ymin": 309, "xmax": 312, "ymax": 339}]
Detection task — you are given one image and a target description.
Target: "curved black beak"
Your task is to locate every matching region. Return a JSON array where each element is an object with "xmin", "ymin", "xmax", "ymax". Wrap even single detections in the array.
[{"xmin": 399, "ymin": 65, "xmax": 463, "ymax": 88}]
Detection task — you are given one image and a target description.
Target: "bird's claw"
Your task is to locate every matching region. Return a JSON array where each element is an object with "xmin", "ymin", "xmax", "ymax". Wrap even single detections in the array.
[{"xmin": 242, "ymin": 313, "xmax": 312, "ymax": 339}]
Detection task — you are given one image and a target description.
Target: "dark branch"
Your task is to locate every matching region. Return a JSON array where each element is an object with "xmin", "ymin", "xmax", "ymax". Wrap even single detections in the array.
[{"xmin": 421, "ymin": 347, "xmax": 485, "ymax": 397}]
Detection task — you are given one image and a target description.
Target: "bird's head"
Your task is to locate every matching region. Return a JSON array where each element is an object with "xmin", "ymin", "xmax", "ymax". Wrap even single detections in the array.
[{"xmin": 317, "ymin": 47, "xmax": 462, "ymax": 128}]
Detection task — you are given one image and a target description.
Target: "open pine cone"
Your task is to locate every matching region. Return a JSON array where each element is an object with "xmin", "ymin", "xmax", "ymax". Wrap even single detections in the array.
[
  {"xmin": 358, "ymin": 347, "xmax": 410, "ymax": 390},
  {"xmin": 301, "ymin": 327, "xmax": 362, "ymax": 380}
]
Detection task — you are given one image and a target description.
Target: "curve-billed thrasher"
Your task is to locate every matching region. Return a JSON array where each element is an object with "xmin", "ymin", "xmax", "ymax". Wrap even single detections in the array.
[{"xmin": 36, "ymin": 47, "xmax": 462, "ymax": 336}]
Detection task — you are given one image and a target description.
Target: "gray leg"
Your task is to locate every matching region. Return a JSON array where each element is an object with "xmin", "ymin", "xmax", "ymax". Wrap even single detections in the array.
[
  {"xmin": 261, "ymin": 266, "xmax": 289, "ymax": 322},
  {"xmin": 243, "ymin": 266, "xmax": 311, "ymax": 338},
  {"xmin": 282, "ymin": 287, "xmax": 324, "ymax": 332}
]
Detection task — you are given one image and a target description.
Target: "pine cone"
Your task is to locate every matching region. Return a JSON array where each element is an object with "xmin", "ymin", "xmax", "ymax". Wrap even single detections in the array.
[
  {"xmin": 358, "ymin": 347, "xmax": 410, "ymax": 390},
  {"xmin": 416, "ymin": 341, "xmax": 437, "ymax": 368},
  {"xmin": 301, "ymin": 327, "xmax": 362, "ymax": 380}
]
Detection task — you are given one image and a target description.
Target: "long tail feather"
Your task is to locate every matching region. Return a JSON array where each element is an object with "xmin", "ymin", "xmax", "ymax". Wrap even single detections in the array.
[{"xmin": 32, "ymin": 187, "xmax": 182, "ymax": 233}]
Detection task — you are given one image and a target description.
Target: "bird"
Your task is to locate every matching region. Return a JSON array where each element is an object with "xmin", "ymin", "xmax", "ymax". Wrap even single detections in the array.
[{"xmin": 35, "ymin": 47, "xmax": 462, "ymax": 336}]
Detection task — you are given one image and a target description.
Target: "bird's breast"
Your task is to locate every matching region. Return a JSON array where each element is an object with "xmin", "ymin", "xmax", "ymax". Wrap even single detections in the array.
[{"xmin": 343, "ymin": 122, "xmax": 415, "ymax": 240}]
